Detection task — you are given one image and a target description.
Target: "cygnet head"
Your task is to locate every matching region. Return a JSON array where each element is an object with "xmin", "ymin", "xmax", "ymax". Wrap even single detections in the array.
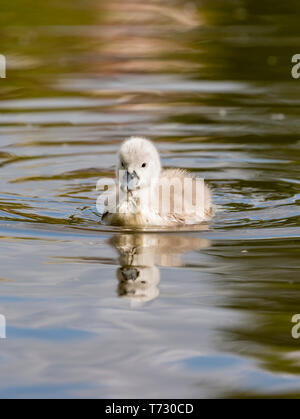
[{"xmin": 117, "ymin": 137, "xmax": 161, "ymax": 192}]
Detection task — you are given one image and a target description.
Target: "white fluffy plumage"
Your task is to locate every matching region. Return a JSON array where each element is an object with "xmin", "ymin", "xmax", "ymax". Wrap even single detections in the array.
[{"xmin": 102, "ymin": 137, "xmax": 212, "ymax": 227}]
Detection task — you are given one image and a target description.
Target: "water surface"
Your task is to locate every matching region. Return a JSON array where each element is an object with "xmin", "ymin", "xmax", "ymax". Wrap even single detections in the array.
[{"xmin": 0, "ymin": 0, "xmax": 300, "ymax": 398}]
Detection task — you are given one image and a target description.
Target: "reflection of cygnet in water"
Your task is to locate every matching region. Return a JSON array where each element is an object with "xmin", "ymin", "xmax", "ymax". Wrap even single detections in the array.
[
  {"xmin": 114, "ymin": 234, "xmax": 160, "ymax": 304},
  {"xmin": 117, "ymin": 265, "xmax": 160, "ymax": 303},
  {"xmin": 111, "ymin": 233, "xmax": 210, "ymax": 304}
]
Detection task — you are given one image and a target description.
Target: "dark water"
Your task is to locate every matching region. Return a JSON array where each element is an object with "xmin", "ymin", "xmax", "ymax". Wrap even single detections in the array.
[{"xmin": 0, "ymin": 0, "xmax": 300, "ymax": 398}]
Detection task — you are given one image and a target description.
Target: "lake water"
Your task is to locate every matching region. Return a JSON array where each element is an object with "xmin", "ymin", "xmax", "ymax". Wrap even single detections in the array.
[{"xmin": 0, "ymin": 0, "xmax": 300, "ymax": 398}]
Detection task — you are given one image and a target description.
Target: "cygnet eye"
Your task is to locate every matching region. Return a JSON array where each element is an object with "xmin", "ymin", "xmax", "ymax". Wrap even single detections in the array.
[
  {"xmin": 141, "ymin": 162, "xmax": 147, "ymax": 168},
  {"xmin": 121, "ymin": 161, "xmax": 125, "ymax": 168}
]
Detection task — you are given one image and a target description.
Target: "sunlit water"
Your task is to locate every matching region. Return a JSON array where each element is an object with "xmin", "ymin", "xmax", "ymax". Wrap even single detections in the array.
[{"xmin": 0, "ymin": 0, "xmax": 300, "ymax": 398}]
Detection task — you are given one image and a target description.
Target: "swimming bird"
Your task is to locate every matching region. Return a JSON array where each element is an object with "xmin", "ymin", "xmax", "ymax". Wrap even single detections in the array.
[{"xmin": 102, "ymin": 137, "xmax": 212, "ymax": 227}]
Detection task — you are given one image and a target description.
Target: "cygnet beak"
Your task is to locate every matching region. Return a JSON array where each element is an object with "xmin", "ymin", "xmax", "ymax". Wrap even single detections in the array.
[{"xmin": 126, "ymin": 170, "xmax": 139, "ymax": 191}]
